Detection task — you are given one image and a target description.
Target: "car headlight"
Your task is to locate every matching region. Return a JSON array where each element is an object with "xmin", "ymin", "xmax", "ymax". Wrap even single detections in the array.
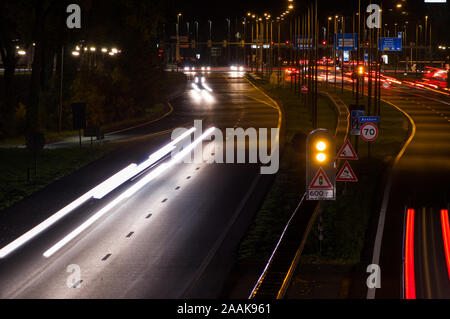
[
  {"xmin": 184, "ymin": 67, "xmax": 190, "ymax": 71},
  {"xmin": 207, "ymin": 66, "xmax": 211, "ymax": 71},
  {"xmin": 239, "ymin": 66, "xmax": 244, "ymax": 72}
]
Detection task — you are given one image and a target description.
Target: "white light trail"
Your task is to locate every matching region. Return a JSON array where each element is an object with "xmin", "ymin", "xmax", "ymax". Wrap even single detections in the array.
[
  {"xmin": 43, "ymin": 127, "xmax": 216, "ymax": 258},
  {"xmin": 0, "ymin": 127, "xmax": 196, "ymax": 258}
]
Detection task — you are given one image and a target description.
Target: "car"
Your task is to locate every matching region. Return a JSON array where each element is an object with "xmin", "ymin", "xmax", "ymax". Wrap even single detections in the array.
[{"xmin": 230, "ymin": 65, "xmax": 245, "ymax": 72}]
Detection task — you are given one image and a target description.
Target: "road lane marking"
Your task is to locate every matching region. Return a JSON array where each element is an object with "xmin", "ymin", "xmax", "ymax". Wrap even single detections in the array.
[
  {"xmin": 102, "ymin": 254, "xmax": 112, "ymax": 261},
  {"xmin": 71, "ymin": 280, "xmax": 83, "ymax": 289},
  {"xmin": 367, "ymin": 98, "xmax": 416, "ymax": 299},
  {"xmin": 106, "ymin": 102, "xmax": 174, "ymax": 136},
  {"xmin": 245, "ymin": 77, "xmax": 283, "ymax": 140}
]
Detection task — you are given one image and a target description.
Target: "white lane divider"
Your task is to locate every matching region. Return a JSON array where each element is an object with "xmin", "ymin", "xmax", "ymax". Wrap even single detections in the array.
[
  {"xmin": 0, "ymin": 128, "xmax": 196, "ymax": 259},
  {"xmin": 43, "ymin": 127, "xmax": 216, "ymax": 258}
]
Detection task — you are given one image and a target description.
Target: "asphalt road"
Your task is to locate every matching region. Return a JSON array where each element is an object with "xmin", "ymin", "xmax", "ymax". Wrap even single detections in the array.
[
  {"xmin": 376, "ymin": 85, "xmax": 450, "ymax": 298},
  {"xmin": 0, "ymin": 71, "xmax": 280, "ymax": 298}
]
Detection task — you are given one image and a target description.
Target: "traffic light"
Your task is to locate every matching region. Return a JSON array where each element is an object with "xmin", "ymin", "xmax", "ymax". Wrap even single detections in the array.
[
  {"xmin": 358, "ymin": 66, "xmax": 364, "ymax": 75},
  {"xmin": 306, "ymin": 129, "xmax": 336, "ymax": 201}
]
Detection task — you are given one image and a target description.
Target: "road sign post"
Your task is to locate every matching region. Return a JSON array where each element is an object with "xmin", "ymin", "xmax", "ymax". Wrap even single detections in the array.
[
  {"xmin": 350, "ymin": 104, "xmax": 365, "ymax": 155},
  {"xmin": 337, "ymin": 139, "xmax": 358, "ymax": 160},
  {"xmin": 360, "ymin": 122, "xmax": 379, "ymax": 159},
  {"xmin": 72, "ymin": 102, "xmax": 86, "ymax": 149},
  {"xmin": 306, "ymin": 129, "xmax": 336, "ymax": 201}
]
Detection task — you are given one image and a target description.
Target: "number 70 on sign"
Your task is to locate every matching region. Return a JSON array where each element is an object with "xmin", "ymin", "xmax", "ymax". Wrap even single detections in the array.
[{"xmin": 360, "ymin": 123, "xmax": 378, "ymax": 142}]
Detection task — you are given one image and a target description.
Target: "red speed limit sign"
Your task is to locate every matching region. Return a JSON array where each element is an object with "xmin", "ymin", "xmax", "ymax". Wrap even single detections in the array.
[{"xmin": 360, "ymin": 122, "xmax": 378, "ymax": 142}]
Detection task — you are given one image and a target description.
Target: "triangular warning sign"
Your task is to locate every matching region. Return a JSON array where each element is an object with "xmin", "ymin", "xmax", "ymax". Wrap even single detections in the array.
[
  {"xmin": 309, "ymin": 167, "xmax": 333, "ymax": 189},
  {"xmin": 336, "ymin": 161, "xmax": 358, "ymax": 182},
  {"xmin": 337, "ymin": 139, "xmax": 358, "ymax": 160}
]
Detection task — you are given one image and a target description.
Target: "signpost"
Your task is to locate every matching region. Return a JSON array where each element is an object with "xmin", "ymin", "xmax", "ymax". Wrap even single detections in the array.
[
  {"xmin": 301, "ymin": 85, "xmax": 308, "ymax": 94},
  {"xmin": 293, "ymin": 35, "xmax": 315, "ymax": 50},
  {"xmin": 336, "ymin": 161, "xmax": 358, "ymax": 182},
  {"xmin": 306, "ymin": 129, "xmax": 336, "ymax": 201},
  {"xmin": 72, "ymin": 102, "xmax": 86, "ymax": 148},
  {"xmin": 360, "ymin": 122, "xmax": 379, "ymax": 142},
  {"xmin": 335, "ymin": 33, "xmax": 358, "ymax": 51},
  {"xmin": 308, "ymin": 168, "xmax": 335, "ymax": 200},
  {"xmin": 350, "ymin": 105, "xmax": 365, "ymax": 136},
  {"xmin": 358, "ymin": 116, "xmax": 380, "ymax": 124},
  {"xmin": 379, "ymin": 37, "xmax": 402, "ymax": 52},
  {"xmin": 337, "ymin": 139, "xmax": 358, "ymax": 160}
]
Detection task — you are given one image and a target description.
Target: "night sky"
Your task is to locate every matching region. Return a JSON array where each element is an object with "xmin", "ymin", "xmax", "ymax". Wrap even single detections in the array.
[{"xmin": 162, "ymin": 0, "xmax": 449, "ymax": 44}]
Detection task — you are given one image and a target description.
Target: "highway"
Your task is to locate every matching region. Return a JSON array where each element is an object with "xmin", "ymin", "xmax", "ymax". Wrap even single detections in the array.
[
  {"xmin": 0, "ymin": 71, "xmax": 281, "ymax": 298},
  {"xmin": 373, "ymin": 84, "xmax": 450, "ymax": 298}
]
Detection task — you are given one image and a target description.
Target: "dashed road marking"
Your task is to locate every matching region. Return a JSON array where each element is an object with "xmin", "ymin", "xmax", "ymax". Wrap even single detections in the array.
[
  {"xmin": 102, "ymin": 253, "xmax": 112, "ymax": 261},
  {"xmin": 71, "ymin": 280, "xmax": 83, "ymax": 288}
]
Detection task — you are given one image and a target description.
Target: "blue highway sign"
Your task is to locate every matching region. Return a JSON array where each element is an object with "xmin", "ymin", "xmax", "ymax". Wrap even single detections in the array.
[{"xmin": 358, "ymin": 116, "xmax": 380, "ymax": 124}]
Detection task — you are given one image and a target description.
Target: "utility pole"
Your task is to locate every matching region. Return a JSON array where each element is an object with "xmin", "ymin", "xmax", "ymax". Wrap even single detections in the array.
[
  {"xmin": 176, "ymin": 13, "xmax": 182, "ymax": 64},
  {"xmin": 341, "ymin": 16, "xmax": 345, "ymax": 94},
  {"xmin": 314, "ymin": 0, "xmax": 318, "ymax": 129},
  {"xmin": 58, "ymin": 45, "xmax": 64, "ymax": 133}
]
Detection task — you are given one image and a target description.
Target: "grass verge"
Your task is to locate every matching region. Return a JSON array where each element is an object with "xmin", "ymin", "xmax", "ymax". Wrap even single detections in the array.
[
  {"xmin": 300, "ymin": 83, "xmax": 409, "ymax": 264},
  {"xmin": 0, "ymin": 144, "xmax": 114, "ymax": 212},
  {"xmin": 238, "ymin": 79, "xmax": 337, "ymax": 261}
]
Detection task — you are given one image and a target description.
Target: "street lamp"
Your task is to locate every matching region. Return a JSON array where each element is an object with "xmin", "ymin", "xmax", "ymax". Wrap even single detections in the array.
[
  {"xmin": 176, "ymin": 13, "xmax": 182, "ymax": 63},
  {"xmin": 208, "ymin": 20, "xmax": 212, "ymax": 41}
]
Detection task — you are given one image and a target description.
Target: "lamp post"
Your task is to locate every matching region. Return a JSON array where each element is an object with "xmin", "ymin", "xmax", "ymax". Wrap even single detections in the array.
[
  {"xmin": 176, "ymin": 13, "xmax": 182, "ymax": 63},
  {"xmin": 243, "ymin": 18, "xmax": 247, "ymax": 65},
  {"xmin": 208, "ymin": 20, "xmax": 212, "ymax": 65},
  {"xmin": 226, "ymin": 18, "xmax": 231, "ymax": 64},
  {"xmin": 195, "ymin": 21, "xmax": 199, "ymax": 41},
  {"xmin": 208, "ymin": 20, "xmax": 212, "ymax": 41}
]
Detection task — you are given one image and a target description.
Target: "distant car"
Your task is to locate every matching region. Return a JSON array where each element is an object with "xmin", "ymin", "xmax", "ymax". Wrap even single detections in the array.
[
  {"xmin": 182, "ymin": 60, "xmax": 201, "ymax": 71},
  {"xmin": 230, "ymin": 65, "xmax": 245, "ymax": 72}
]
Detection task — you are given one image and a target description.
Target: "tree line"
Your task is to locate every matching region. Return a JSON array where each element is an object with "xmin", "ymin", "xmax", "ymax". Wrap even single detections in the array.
[{"xmin": 0, "ymin": 0, "xmax": 168, "ymax": 140}]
